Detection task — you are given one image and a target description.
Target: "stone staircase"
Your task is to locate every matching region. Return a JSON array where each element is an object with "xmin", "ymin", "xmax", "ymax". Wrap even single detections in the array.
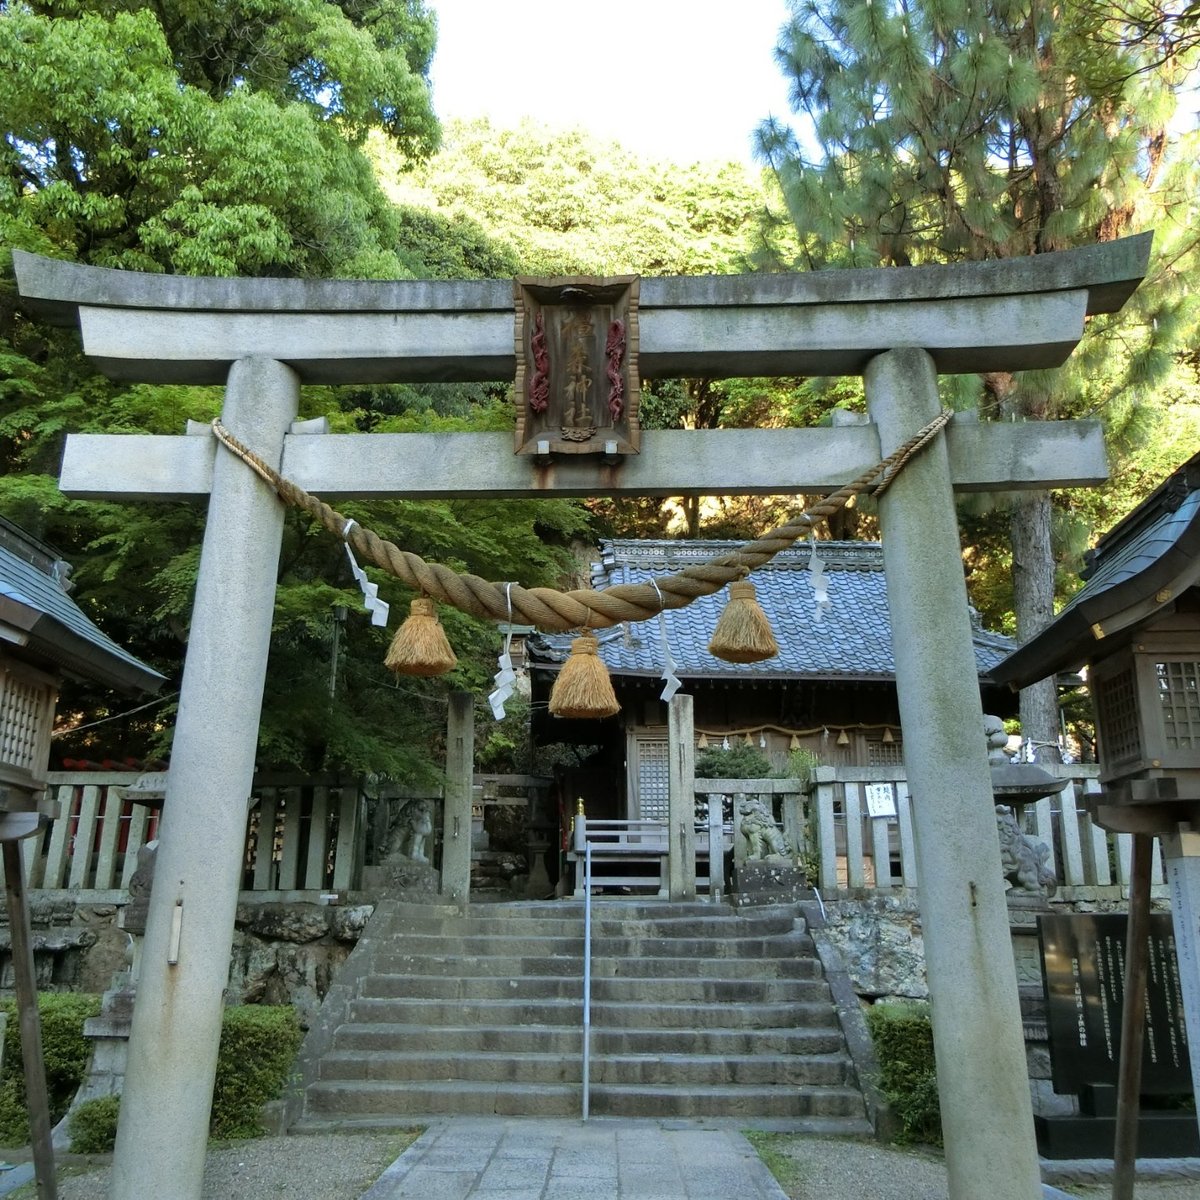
[{"xmin": 296, "ymin": 900, "xmax": 869, "ymax": 1129}]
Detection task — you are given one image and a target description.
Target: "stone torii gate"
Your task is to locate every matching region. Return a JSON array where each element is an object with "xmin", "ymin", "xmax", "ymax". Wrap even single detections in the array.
[{"xmin": 15, "ymin": 237, "xmax": 1149, "ymax": 1200}]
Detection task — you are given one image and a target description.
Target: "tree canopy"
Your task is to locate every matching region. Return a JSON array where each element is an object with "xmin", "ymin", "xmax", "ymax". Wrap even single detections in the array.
[{"xmin": 755, "ymin": 0, "xmax": 1200, "ymax": 755}]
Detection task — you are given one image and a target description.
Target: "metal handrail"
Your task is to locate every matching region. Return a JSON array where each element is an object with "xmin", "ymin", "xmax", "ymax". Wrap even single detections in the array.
[{"xmin": 582, "ymin": 840, "xmax": 593, "ymax": 1120}]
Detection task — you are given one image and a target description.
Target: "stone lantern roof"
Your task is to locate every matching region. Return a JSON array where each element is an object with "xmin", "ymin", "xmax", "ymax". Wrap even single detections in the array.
[
  {"xmin": 0, "ymin": 516, "xmax": 164, "ymax": 694},
  {"xmin": 993, "ymin": 452, "xmax": 1200, "ymax": 689}
]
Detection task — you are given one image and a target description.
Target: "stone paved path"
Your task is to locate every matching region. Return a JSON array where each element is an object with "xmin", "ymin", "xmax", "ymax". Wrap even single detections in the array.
[{"xmin": 358, "ymin": 1117, "xmax": 787, "ymax": 1200}]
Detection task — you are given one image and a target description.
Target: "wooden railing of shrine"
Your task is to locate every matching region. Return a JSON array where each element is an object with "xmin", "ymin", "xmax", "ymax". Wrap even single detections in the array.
[
  {"xmin": 802, "ymin": 763, "xmax": 1167, "ymax": 899},
  {"xmin": 0, "ymin": 772, "xmax": 365, "ymax": 902},
  {"xmin": 1, "ymin": 770, "xmax": 554, "ymax": 903}
]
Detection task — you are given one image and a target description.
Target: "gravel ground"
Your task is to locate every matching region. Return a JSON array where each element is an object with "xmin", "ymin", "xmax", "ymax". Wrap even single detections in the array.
[
  {"xmin": 6, "ymin": 1131, "xmax": 1199, "ymax": 1199},
  {"xmin": 4, "ymin": 1131, "xmax": 418, "ymax": 1200},
  {"xmin": 755, "ymin": 1136, "xmax": 1200, "ymax": 1200}
]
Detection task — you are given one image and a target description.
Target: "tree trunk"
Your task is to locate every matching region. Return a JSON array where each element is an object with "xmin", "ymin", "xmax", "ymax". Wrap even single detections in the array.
[{"xmin": 1010, "ymin": 492, "xmax": 1062, "ymax": 763}]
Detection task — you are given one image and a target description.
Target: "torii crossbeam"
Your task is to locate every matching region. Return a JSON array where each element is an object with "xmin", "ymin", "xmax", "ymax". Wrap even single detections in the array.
[{"xmin": 14, "ymin": 235, "xmax": 1152, "ymax": 1200}]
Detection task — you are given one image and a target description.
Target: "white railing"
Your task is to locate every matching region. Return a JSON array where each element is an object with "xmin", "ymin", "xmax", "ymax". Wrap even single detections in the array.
[
  {"xmin": 805, "ymin": 763, "xmax": 1168, "ymax": 899},
  {"xmin": 568, "ymin": 814, "xmax": 728, "ymax": 898},
  {"xmin": 1, "ymin": 772, "xmax": 364, "ymax": 899},
  {"xmin": 582, "ymin": 840, "xmax": 593, "ymax": 1122}
]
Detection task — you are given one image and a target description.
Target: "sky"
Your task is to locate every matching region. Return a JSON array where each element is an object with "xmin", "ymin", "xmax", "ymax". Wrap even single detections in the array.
[{"xmin": 426, "ymin": 0, "xmax": 798, "ymax": 166}]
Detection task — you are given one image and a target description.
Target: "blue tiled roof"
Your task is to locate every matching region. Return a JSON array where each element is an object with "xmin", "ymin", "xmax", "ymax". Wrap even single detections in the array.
[
  {"xmin": 0, "ymin": 540, "xmax": 164, "ymax": 693},
  {"xmin": 530, "ymin": 539, "xmax": 1015, "ymax": 681},
  {"xmin": 1059, "ymin": 486, "xmax": 1200, "ymax": 622}
]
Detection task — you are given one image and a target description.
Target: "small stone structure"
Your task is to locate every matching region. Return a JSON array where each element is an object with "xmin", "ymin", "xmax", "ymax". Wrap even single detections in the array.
[
  {"xmin": 737, "ymin": 795, "xmax": 792, "ymax": 860},
  {"xmin": 730, "ymin": 793, "xmax": 810, "ymax": 907},
  {"xmin": 380, "ymin": 798, "xmax": 434, "ymax": 864}
]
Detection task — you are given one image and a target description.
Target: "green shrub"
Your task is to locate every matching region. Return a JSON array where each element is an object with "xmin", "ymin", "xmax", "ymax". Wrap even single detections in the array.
[
  {"xmin": 865, "ymin": 1001, "xmax": 942, "ymax": 1146},
  {"xmin": 695, "ymin": 743, "xmax": 771, "ymax": 779},
  {"xmin": 0, "ymin": 997, "xmax": 300, "ymax": 1148},
  {"xmin": 210, "ymin": 1005, "xmax": 302, "ymax": 1140},
  {"xmin": 0, "ymin": 993, "xmax": 101, "ymax": 1146},
  {"xmin": 67, "ymin": 1094, "xmax": 120, "ymax": 1154}
]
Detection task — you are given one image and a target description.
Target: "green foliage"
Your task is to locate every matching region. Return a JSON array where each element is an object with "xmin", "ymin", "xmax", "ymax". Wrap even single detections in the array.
[
  {"xmin": 210, "ymin": 1005, "xmax": 302, "ymax": 1140},
  {"xmin": 695, "ymin": 742, "xmax": 772, "ymax": 779},
  {"xmin": 0, "ymin": 993, "xmax": 101, "ymax": 1146},
  {"xmin": 67, "ymin": 1094, "xmax": 121, "ymax": 1155},
  {"xmin": 378, "ymin": 117, "xmax": 792, "ymax": 276},
  {"xmin": 0, "ymin": 0, "xmax": 453, "ymax": 779},
  {"xmin": 865, "ymin": 1002, "xmax": 942, "ymax": 1146}
]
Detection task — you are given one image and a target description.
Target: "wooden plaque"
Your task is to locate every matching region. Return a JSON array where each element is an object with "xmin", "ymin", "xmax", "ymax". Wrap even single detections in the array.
[{"xmin": 513, "ymin": 276, "xmax": 640, "ymax": 456}]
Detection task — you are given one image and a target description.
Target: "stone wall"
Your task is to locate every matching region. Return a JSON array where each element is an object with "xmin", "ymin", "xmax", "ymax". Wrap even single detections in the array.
[
  {"xmin": 816, "ymin": 890, "xmax": 1171, "ymax": 1118},
  {"xmin": 0, "ymin": 895, "xmax": 373, "ymax": 1033}
]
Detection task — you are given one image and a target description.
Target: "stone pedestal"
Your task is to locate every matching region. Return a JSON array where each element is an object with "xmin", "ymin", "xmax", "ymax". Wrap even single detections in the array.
[
  {"xmin": 361, "ymin": 859, "xmax": 440, "ymax": 901},
  {"xmin": 732, "ymin": 859, "xmax": 811, "ymax": 908},
  {"xmin": 52, "ymin": 971, "xmax": 137, "ymax": 1148},
  {"xmin": 525, "ymin": 841, "xmax": 552, "ymax": 900}
]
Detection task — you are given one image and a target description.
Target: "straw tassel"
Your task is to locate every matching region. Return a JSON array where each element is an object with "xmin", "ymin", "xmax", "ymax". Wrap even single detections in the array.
[
  {"xmin": 384, "ymin": 597, "xmax": 457, "ymax": 676},
  {"xmin": 708, "ymin": 579, "xmax": 779, "ymax": 663},
  {"xmin": 549, "ymin": 633, "xmax": 620, "ymax": 719}
]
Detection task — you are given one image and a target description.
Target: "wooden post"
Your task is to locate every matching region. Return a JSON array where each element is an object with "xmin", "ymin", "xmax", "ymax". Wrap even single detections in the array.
[
  {"xmin": 442, "ymin": 692, "xmax": 474, "ymax": 908},
  {"xmin": 667, "ymin": 695, "xmax": 696, "ymax": 902},
  {"xmin": 844, "ymin": 783, "xmax": 865, "ymax": 889},
  {"xmin": 1111, "ymin": 834, "xmax": 1154, "ymax": 1200},
  {"xmin": 2, "ymin": 836, "xmax": 57, "ymax": 1200},
  {"xmin": 707, "ymin": 798, "xmax": 724, "ymax": 902}
]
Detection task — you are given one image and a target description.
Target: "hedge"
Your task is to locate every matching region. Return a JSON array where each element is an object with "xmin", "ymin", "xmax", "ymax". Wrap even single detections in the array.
[
  {"xmin": 864, "ymin": 1001, "xmax": 943, "ymax": 1146},
  {"xmin": 0, "ymin": 993, "xmax": 101, "ymax": 1146},
  {"xmin": 0, "ymin": 997, "xmax": 301, "ymax": 1149}
]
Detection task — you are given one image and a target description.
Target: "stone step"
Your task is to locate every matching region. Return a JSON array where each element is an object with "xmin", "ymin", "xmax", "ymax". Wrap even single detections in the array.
[
  {"xmin": 373, "ymin": 912, "xmax": 800, "ymax": 938},
  {"xmin": 318, "ymin": 1048, "xmax": 853, "ymax": 1088},
  {"xmin": 346, "ymin": 996, "xmax": 839, "ymax": 1030},
  {"xmin": 369, "ymin": 902, "xmax": 792, "ymax": 931},
  {"xmin": 357, "ymin": 973, "xmax": 829, "ymax": 1005},
  {"xmin": 367, "ymin": 951, "xmax": 821, "ymax": 980},
  {"xmin": 305, "ymin": 1078, "xmax": 579, "ymax": 1118},
  {"xmin": 305, "ymin": 1078, "xmax": 866, "ymax": 1121},
  {"xmin": 332, "ymin": 1022, "xmax": 847, "ymax": 1057},
  {"xmin": 366, "ymin": 932, "xmax": 813, "ymax": 959},
  {"xmin": 588, "ymin": 1083, "xmax": 868, "ymax": 1120}
]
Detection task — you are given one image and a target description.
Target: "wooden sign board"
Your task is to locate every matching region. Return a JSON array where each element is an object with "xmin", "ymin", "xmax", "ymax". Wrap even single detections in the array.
[
  {"xmin": 865, "ymin": 782, "xmax": 897, "ymax": 819},
  {"xmin": 1039, "ymin": 912, "xmax": 1192, "ymax": 1095},
  {"xmin": 513, "ymin": 276, "xmax": 640, "ymax": 456}
]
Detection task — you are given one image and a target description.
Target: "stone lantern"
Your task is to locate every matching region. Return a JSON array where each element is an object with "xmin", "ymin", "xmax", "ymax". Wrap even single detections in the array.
[
  {"xmin": 1089, "ymin": 628, "xmax": 1200, "ymax": 812},
  {"xmin": 993, "ymin": 453, "xmax": 1200, "ymax": 1188},
  {"xmin": 0, "ymin": 518, "xmax": 163, "ymax": 1193}
]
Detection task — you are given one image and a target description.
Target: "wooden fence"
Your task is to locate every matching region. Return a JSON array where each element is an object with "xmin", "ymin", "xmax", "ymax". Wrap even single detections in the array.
[
  {"xmin": 6, "ymin": 764, "xmax": 1161, "ymax": 904},
  {"xmin": 1, "ymin": 772, "xmax": 365, "ymax": 901},
  {"xmin": 804, "ymin": 763, "xmax": 1167, "ymax": 899}
]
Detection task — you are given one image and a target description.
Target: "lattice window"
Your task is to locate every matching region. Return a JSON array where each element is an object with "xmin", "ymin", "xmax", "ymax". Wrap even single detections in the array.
[
  {"xmin": 0, "ymin": 667, "xmax": 53, "ymax": 775},
  {"xmin": 634, "ymin": 737, "xmax": 669, "ymax": 820},
  {"xmin": 867, "ymin": 737, "xmax": 903, "ymax": 767},
  {"xmin": 1157, "ymin": 659, "xmax": 1200, "ymax": 751},
  {"xmin": 1095, "ymin": 666, "xmax": 1140, "ymax": 766}
]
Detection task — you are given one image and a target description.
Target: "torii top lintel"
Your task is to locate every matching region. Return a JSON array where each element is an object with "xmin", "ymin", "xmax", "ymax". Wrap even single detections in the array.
[{"xmin": 12, "ymin": 235, "xmax": 1151, "ymax": 386}]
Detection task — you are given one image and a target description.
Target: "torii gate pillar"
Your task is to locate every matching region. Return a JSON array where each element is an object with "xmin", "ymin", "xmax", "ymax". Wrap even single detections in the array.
[
  {"xmin": 110, "ymin": 357, "xmax": 299, "ymax": 1199},
  {"xmin": 866, "ymin": 349, "xmax": 1040, "ymax": 1198}
]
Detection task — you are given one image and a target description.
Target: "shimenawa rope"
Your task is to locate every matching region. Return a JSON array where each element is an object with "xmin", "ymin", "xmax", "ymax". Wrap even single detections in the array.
[{"xmin": 210, "ymin": 411, "xmax": 953, "ymax": 633}]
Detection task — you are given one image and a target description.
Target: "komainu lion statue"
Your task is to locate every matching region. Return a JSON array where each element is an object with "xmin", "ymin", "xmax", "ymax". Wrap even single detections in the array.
[
  {"xmin": 737, "ymin": 796, "xmax": 792, "ymax": 861},
  {"xmin": 382, "ymin": 798, "xmax": 435, "ymax": 864},
  {"xmin": 995, "ymin": 806, "xmax": 1057, "ymax": 896}
]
